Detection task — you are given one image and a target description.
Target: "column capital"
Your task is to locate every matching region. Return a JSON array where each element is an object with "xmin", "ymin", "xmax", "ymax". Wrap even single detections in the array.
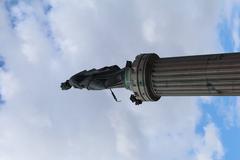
[{"xmin": 125, "ymin": 53, "xmax": 161, "ymax": 102}]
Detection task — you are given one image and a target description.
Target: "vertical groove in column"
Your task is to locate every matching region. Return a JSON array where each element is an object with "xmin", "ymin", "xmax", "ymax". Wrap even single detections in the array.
[{"xmin": 151, "ymin": 53, "xmax": 240, "ymax": 96}]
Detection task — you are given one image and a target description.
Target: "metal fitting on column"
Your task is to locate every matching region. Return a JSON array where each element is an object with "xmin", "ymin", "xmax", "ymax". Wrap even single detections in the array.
[{"xmin": 124, "ymin": 53, "xmax": 161, "ymax": 102}]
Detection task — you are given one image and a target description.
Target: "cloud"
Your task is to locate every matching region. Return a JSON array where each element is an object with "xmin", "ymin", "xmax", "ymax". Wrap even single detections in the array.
[
  {"xmin": 109, "ymin": 108, "xmax": 146, "ymax": 160},
  {"xmin": 232, "ymin": 14, "xmax": 240, "ymax": 51},
  {"xmin": 0, "ymin": 71, "xmax": 20, "ymax": 101},
  {"xmin": 194, "ymin": 123, "xmax": 224, "ymax": 160},
  {"xmin": 199, "ymin": 96, "xmax": 213, "ymax": 104},
  {"xmin": 142, "ymin": 19, "xmax": 157, "ymax": 43},
  {"xmin": 0, "ymin": 0, "xmax": 226, "ymax": 160}
]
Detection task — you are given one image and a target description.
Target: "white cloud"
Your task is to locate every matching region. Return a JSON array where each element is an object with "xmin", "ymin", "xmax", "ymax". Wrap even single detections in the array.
[
  {"xmin": 199, "ymin": 96, "xmax": 213, "ymax": 104},
  {"xmin": 136, "ymin": 0, "xmax": 222, "ymax": 55},
  {"xmin": 232, "ymin": 9, "xmax": 240, "ymax": 51},
  {"xmin": 0, "ymin": 0, "xmax": 226, "ymax": 160},
  {"xmin": 109, "ymin": 108, "xmax": 145, "ymax": 160},
  {"xmin": 142, "ymin": 19, "xmax": 157, "ymax": 43},
  {"xmin": 0, "ymin": 71, "xmax": 20, "ymax": 101},
  {"xmin": 16, "ymin": 18, "xmax": 53, "ymax": 64},
  {"xmin": 222, "ymin": 0, "xmax": 240, "ymax": 20},
  {"xmin": 195, "ymin": 123, "xmax": 224, "ymax": 160}
]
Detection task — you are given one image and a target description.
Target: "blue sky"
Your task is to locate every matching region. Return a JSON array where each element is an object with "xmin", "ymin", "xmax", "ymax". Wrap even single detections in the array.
[{"xmin": 0, "ymin": 0, "xmax": 240, "ymax": 160}]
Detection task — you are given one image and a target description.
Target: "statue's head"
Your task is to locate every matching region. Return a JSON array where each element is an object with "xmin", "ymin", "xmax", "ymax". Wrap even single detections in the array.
[{"xmin": 61, "ymin": 80, "xmax": 72, "ymax": 90}]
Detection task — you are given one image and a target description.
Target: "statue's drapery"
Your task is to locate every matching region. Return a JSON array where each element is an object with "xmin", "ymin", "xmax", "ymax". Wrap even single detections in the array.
[{"xmin": 61, "ymin": 65, "xmax": 125, "ymax": 90}]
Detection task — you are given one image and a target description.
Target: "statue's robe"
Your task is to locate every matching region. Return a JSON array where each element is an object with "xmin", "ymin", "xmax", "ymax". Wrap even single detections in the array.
[{"xmin": 69, "ymin": 65, "xmax": 125, "ymax": 90}]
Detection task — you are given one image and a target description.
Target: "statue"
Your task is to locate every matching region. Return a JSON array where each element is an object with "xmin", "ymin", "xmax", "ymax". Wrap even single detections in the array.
[{"xmin": 61, "ymin": 65, "xmax": 125, "ymax": 91}]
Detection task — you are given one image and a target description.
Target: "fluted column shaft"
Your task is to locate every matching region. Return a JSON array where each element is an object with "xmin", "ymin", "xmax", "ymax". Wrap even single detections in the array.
[{"xmin": 151, "ymin": 53, "xmax": 240, "ymax": 96}]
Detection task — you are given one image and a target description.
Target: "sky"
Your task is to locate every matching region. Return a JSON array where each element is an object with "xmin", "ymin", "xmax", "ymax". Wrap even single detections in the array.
[{"xmin": 0, "ymin": 0, "xmax": 240, "ymax": 160}]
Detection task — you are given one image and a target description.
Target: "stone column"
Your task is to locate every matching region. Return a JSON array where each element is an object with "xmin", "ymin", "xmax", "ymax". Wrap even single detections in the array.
[{"xmin": 125, "ymin": 52, "xmax": 240, "ymax": 102}]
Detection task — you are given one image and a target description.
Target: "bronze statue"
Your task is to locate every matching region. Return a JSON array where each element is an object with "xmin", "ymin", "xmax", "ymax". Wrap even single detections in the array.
[{"xmin": 61, "ymin": 65, "xmax": 125, "ymax": 90}]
